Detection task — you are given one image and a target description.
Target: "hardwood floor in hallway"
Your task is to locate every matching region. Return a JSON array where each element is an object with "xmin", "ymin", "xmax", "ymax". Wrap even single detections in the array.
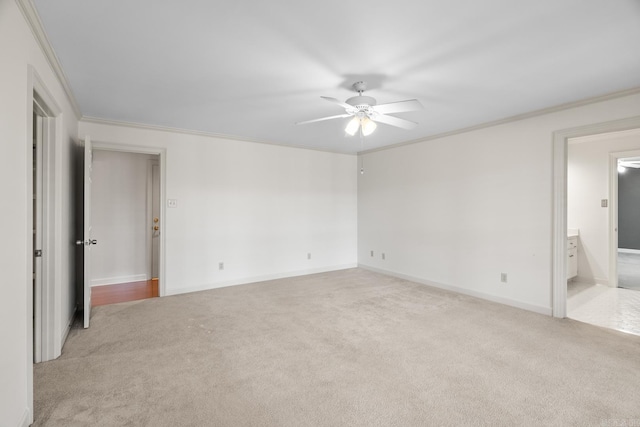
[{"xmin": 92, "ymin": 279, "xmax": 159, "ymax": 307}]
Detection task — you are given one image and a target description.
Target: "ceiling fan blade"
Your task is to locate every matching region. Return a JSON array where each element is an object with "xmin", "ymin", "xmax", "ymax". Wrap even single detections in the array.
[
  {"xmin": 321, "ymin": 96, "xmax": 355, "ymax": 111},
  {"xmin": 296, "ymin": 113, "xmax": 351, "ymax": 125},
  {"xmin": 372, "ymin": 113, "xmax": 418, "ymax": 130},
  {"xmin": 373, "ymin": 99, "xmax": 423, "ymax": 115}
]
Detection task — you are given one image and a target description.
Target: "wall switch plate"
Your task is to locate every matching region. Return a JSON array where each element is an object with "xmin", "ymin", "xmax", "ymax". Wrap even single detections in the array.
[
  {"xmin": 167, "ymin": 199, "xmax": 178, "ymax": 208},
  {"xmin": 370, "ymin": 250, "xmax": 374, "ymax": 257},
  {"xmin": 501, "ymin": 273, "xmax": 508, "ymax": 283},
  {"xmin": 219, "ymin": 262, "xmax": 224, "ymax": 270},
  {"xmin": 382, "ymin": 253, "xmax": 385, "ymax": 260},
  {"xmin": 307, "ymin": 253, "xmax": 311, "ymax": 260}
]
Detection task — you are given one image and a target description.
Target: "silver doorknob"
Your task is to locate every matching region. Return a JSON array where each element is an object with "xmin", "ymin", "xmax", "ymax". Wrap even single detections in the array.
[{"xmin": 76, "ymin": 239, "xmax": 97, "ymax": 246}]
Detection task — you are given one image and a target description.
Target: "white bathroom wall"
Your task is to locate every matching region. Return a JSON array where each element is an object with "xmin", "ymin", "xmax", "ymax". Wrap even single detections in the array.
[
  {"xmin": 359, "ymin": 92, "xmax": 640, "ymax": 315},
  {"xmin": 79, "ymin": 120, "xmax": 358, "ymax": 295},
  {"xmin": 0, "ymin": 1, "xmax": 79, "ymax": 424},
  {"xmin": 91, "ymin": 150, "xmax": 155, "ymax": 286},
  {"xmin": 568, "ymin": 130, "xmax": 640, "ymax": 285}
]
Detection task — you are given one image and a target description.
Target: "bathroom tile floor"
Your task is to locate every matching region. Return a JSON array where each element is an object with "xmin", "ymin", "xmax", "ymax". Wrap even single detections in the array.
[
  {"xmin": 567, "ymin": 281, "xmax": 640, "ymax": 336},
  {"xmin": 617, "ymin": 251, "xmax": 640, "ymax": 291}
]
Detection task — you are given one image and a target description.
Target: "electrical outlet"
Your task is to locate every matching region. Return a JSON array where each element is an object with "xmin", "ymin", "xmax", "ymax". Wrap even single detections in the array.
[
  {"xmin": 501, "ymin": 273, "xmax": 507, "ymax": 283},
  {"xmin": 219, "ymin": 262, "xmax": 224, "ymax": 270},
  {"xmin": 382, "ymin": 253, "xmax": 386, "ymax": 260},
  {"xmin": 370, "ymin": 250, "xmax": 374, "ymax": 257},
  {"xmin": 167, "ymin": 199, "xmax": 178, "ymax": 208},
  {"xmin": 307, "ymin": 253, "xmax": 311, "ymax": 260},
  {"xmin": 601, "ymin": 199, "xmax": 608, "ymax": 207}
]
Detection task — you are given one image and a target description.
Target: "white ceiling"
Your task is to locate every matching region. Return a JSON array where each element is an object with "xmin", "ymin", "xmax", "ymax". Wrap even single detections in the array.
[{"xmin": 33, "ymin": 0, "xmax": 640, "ymax": 154}]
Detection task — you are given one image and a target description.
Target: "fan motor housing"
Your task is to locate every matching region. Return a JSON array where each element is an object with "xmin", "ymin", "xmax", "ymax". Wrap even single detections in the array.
[{"xmin": 346, "ymin": 95, "xmax": 376, "ymax": 109}]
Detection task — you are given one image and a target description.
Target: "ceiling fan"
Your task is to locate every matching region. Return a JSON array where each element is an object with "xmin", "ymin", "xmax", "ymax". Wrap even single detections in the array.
[
  {"xmin": 618, "ymin": 159, "xmax": 640, "ymax": 172},
  {"xmin": 296, "ymin": 81, "xmax": 423, "ymax": 136}
]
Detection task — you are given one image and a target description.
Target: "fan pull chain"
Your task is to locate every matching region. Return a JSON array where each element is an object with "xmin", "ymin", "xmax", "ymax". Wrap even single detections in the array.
[{"xmin": 359, "ymin": 126, "xmax": 365, "ymax": 174}]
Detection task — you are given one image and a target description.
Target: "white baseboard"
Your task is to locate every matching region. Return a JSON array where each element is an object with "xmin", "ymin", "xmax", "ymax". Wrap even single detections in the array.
[
  {"xmin": 359, "ymin": 264, "xmax": 552, "ymax": 316},
  {"xmin": 91, "ymin": 274, "xmax": 148, "ymax": 287},
  {"xmin": 618, "ymin": 248, "xmax": 640, "ymax": 254},
  {"xmin": 18, "ymin": 408, "xmax": 31, "ymax": 427},
  {"xmin": 575, "ymin": 275, "xmax": 610, "ymax": 287},
  {"xmin": 165, "ymin": 264, "xmax": 358, "ymax": 296}
]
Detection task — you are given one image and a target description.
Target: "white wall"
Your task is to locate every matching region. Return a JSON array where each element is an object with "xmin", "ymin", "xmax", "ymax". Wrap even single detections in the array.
[
  {"xmin": 568, "ymin": 130, "xmax": 640, "ymax": 285},
  {"xmin": 79, "ymin": 121, "xmax": 358, "ymax": 295},
  {"xmin": 91, "ymin": 150, "xmax": 155, "ymax": 285},
  {"xmin": 0, "ymin": 0, "xmax": 79, "ymax": 425},
  {"xmin": 359, "ymin": 92, "xmax": 640, "ymax": 315}
]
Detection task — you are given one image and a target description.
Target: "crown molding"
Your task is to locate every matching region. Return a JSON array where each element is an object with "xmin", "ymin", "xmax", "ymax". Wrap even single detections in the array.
[
  {"xmin": 80, "ymin": 116, "xmax": 355, "ymax": 156},
  {"xmin": 16, "ymin": 0, "xmax": 82, "ymax": 119},
  {"xmin": 359, "ymin": 86, "xmax": 640, "ymax": 156}
]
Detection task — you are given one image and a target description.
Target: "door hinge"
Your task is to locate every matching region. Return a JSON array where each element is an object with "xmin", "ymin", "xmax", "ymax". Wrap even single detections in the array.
[{"xmin": 35, "ymin": 249, "xmax": 42, "ymax": 257}]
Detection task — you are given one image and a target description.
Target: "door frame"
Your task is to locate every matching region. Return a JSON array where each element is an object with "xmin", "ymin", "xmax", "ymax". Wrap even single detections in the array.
[
  {"xmin": 27, "ymin": 69, "xmax": 66, "ymax": 362},
  {"xmin": 552, "ymin": 115, "xmax": 640, "ymax": 318},
  {"xmin": 26, "ymin": 65, "xmax": 64, "ymax": 420},
  {"xmin": 91, "ymin": 141, "xmax": 167, "ymax": 297}
]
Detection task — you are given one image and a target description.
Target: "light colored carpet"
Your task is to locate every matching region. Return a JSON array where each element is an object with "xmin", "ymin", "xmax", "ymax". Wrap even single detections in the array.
[{"xmin": 34, "ymin": 268, "xmax": 640, "ymax": 426}]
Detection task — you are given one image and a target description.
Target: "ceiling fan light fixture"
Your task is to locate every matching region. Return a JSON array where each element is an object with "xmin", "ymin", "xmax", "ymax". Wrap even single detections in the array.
[
  {"xmin": 361, "ymin": 117, "xmax": 377, "ymax": 136},
  {"xmin": 299, "ymin": 81, "xmax": 423, "ymax": 137},
  {"xmin": 345, "ymin": 116, "xmax": 360, "ymax": 136}
]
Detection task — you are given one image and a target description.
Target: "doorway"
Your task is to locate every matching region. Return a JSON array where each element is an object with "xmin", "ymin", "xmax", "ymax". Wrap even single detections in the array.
[
  {"xmin": 552, "ymin": 115, "xmax": 640, "ymax": 319},
  {"xmin": 563, "ymin": 127, "xmax": 640, "ymax": 335},
  {"xmin": 616, "ymin": 155, "xmax": 640, "ymax": 291},
  {"xmin": 86, "ymin": 147, "xmax": 163, "ymax": 308}
]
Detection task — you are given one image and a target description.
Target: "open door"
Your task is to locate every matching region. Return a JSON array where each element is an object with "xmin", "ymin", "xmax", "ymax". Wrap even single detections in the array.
[
  {"xmin": 83, "ymin": 136, "xmax": 93, "ymax": 327},
  {"xmin": 76, "ymin": 136, "xmax": 94, "ymax": 328}
]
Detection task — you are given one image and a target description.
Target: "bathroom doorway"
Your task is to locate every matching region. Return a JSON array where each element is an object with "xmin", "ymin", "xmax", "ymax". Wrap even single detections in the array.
[
  {"xmin": 565, "ymin": 128, "xmax": 640, "ymax": 336},
  {"xmin": 616, "ymin": 156, "xmax": 640, "ymax": 291}
]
